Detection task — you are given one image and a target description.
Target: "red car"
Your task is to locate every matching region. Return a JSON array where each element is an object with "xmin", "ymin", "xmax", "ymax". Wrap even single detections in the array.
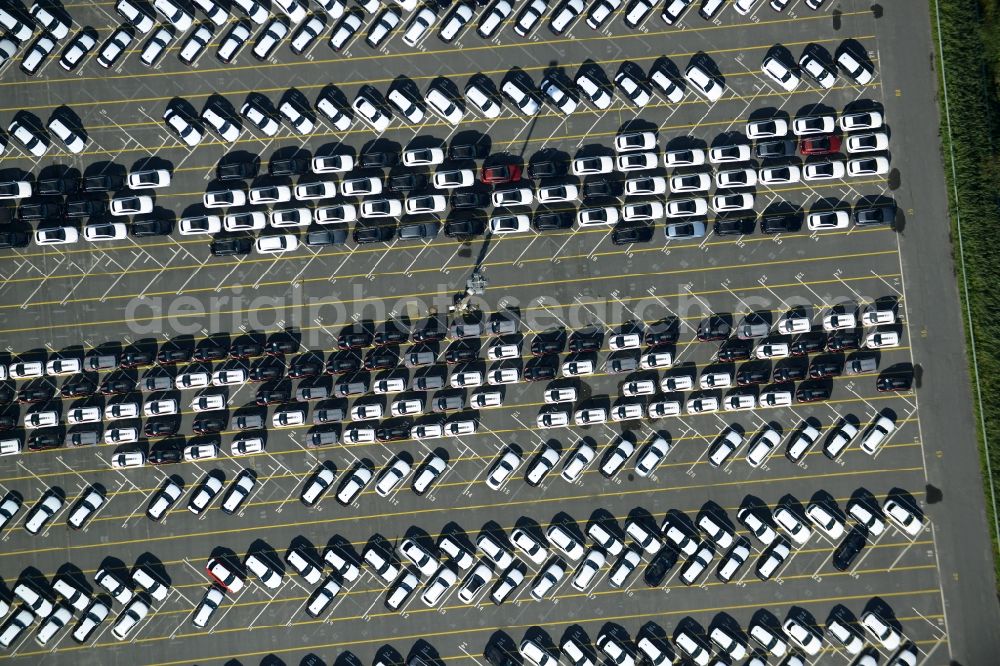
[
  {"xmin": 800, "ymin": 134, "xmax": 842, "ymax": 155},
  {"xmin": 481, "ymin": 163, "xmax": 521, "ymax": 184}
]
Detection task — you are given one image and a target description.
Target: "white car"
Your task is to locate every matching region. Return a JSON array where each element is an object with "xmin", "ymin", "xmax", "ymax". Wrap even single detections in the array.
[
  {"xmin": 403, "ymin": 147, "xmax": 444, "ymax": 167},
  {"xmin": 575, "ymin": 70, "xmax": 613, "ymax": 109},
  {"xmin": 402, "ymin": 7, "xmax": 437, "ymax": 47},
  {"xmin": 783, "ymin": 615, "xmax": 823, "ymax": 656},
  {"xmin": 184, "ymin": 443, "xmax": 218, "ymax": 461},
  {"xmin": 433, "ymin": 169, "xmax": 475, "ymax": 189},
  {"xmin": 760, "ymin": 164, "xmax": 801, "ymax": 185},
  {"xmin": 799, "ymin": 51, "xmax": 837, "ymax": 88},
  {"xmin": 847, "ymin": 156, "xmax": 890, "ymax": 176},
  {"xmin": 823, "ymin": 312, "xmax": 857, "ymax": 331},
  {"xmin": 465, "ymin": 80, "xmax": 502, "ymax": 118},
  {"xmin": 623, "ymin": 201, "xmax": 663, "ymax": 222},
  {"xmin": 803, "ymin": 160, "xmax": 847, "ymax": 182},
  {"xmin": 117, "ymin": 0, "xmax": 155, "ymax": 33},
  {"xmin": 684, "ymin": 63, "xmax": 723, "ymax": 102},
  {"xmin": 840, "ymin": 111, "xmax": 883, "ymax": 131},
  {"xmin": 846, "ymin": 132, "xmax": 890, "ymax": 153},
  {"xmin": 805, "ymin": 501, "xmax": 846, "ymax": 539},
  {"xmin": 572, "ymin": 155, "xmax": 614, "ymax": 176},
  {"xmin": 712, "ymin": 193, "xmax": 754, "ymax": 213},
  {"xmin": 144, "ymin": 398, "xmax": 178, "ymax": 416},
  {"xmin": 884, "ymin": 497, "xmax": 924, "ymax": 536},
  {"xmin": 256, "ymin": 235, "xmax": 299, "ymax": 254},
  {"xmin": 670, "ymin": 172, "xmax": 711, "ymax": 192},
  {"xmin": 837, "ymin": 49, "xmax": 875, "ymax": 84},
  {"xmin": 708, "ymin": 144, "xmax": 750, "ymax": 163},
  {"xmin": 792, "ymin": 115, "xmax": 836, "ymax": 136},
  {"xmin": 501, "ymin": 79, "xmax": 541, "ymax": 116},
  {"xmin": 212, "ymin": 369, "xmax": 247, "ymax": 386},
  {"xmin": 486, "ymin": 448, "xmax": 521, "ymax": 490},
  {"xmin": 754, "ymin": 342, "xmax": 789, "ymax": 359},
  {"xmin": 34, "ymin": 226, "xmax": 78, "ymax": 245},
  {"xmin": 747, "ymin": 118, "xmax": 788, "ymax": 139},
  {"xmin": 426, "ymin": 87, "xmax": 464, "ymax": 125},
  {"xmin": 762, "ymin": 56, "xmax": 800, "ymax": 91},
  {"xmin": 686, "ymin": 396, "xmax": 718, "ymax": 414},
  {"xmin": 861, "ymin": 610, "xmax": 902, "ymax": 651},
  {"xmin": 807, "ymin": 210, "xmax": 850, "ymax": 230},
  {"xmin": 110, "ymin": 450, "xmax": 144, "ymax": 467},
  {"xmin": 110, "ymin": 195, "xmax": 153, "ymax": 216},
  {"xmin": 489, "ymin": 214, "xmax": 530, "ymax": 234},
  {"xmin": 86, "ymin": 221, "xmax": 127, "ymax": 241},
  {"xmin": 745, "ymin": 428, "xmax": 782, "ymax": 467},
  {"xmin": 68, "ymin": 406, "xmax": 102, "ymax": 424},
  {"xmin": 48, "ymin": 118, "xmax": 86, "ymax": 154},
  {"xmin": 861, "ymin": 415, "xmax": 896, "ymax": 454},
  {"xmin": 352, "ymin": 94, "xmax": 392, "ymax": 132},
  {"xmin": 773, "ymin": 506, "xmax": 812, "ymax": 545}
]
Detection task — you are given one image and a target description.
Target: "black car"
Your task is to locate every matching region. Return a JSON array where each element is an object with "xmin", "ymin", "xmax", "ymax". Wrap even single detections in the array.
[
  {"xmin": 0, "ymin": 386, "xmax": 14, "ymax": 406},
  {"xmin": 808, "ymin": 359, "xmax": 843, "ymax": 379},
  {"xmin": 697, "ymin": 315, "xmax": 731, "ymax": 341},
  {"xmin": 229, "ymin": 341, "xmax": 263, "ymax": 359},
  {"xmin": 644, "ymin": 324, "xmax": 678, "ymax": 347},
  {"xmin": 338, "ymin": 330, "xmax": 373, "ymax": 350},
  {"xmin": 193, "ymin": 345, "xmax": 227, "ymax": 362},
  {"xmin": 717, "ymin": 339, "xmax": 752, "ymax": 362},
  {"xmin": 65, "ymin": 197, "xmax": 107, "ymax": 218},
  {"xmin": 398, "ymin": 221, "xmax": 440, "ymax": 240},
  {"xmin": 755, "ymin": 139, "xmax": 797, "ymax": 159},
  {"xmin": 444, "ymin": 216, "xmax": 485, "ymax": 237},
  {"xmin": 643, "ymin": 547, "xmax": 679, "ymax": 587},
  {"xmin": 256, "ymin": 387, "xmax": 291, "ymax": 405},
  {"xmin": 217, "ymin": 160, "xmax": 257, "ymax": 181},
  {"xmin": 524, "ymin": 360, "xmax": 558, "ymax": 381},
  {"xmin": 361, "ymin": 151, "xmax": 399, "ymax": 168},
  {"xmin": 772, "ymin": 364, "xmax": 806, "ymax": 383},
  {"xmin": 120, "ymin": 350, "xmax": 153, "ymax": 368},
  {"xmin": 307, "ymin": 228, "xmax": 348, "ymax": 247},
  {"xmin": 790, "ymin": 333, "xmax": 827, "ymax": 356},
  {"xmin": 28, "ymin": 431, "xmax": 62, "ymax": 451},
  {"xmin": 611, "ymin": 222, "xmax": 654, "ymax": 245},
  {"xmin": 127, "ymin": 218, "xmax": 171, "ymax": 237},
  {"xmin": 760, "ymin": 214, "xmax": 798, "ymax": 234},
  {"xmin": 269, "ymin": 157, "xmax": 308, "ymax": 176},
  {"xmin": 444, "ymin": 342, "xmax": 478, "ymax": 364},
  {"xmin": 388, "ymin": 173, "xmax": 426, "ymax": 193},
  {"xmin": 832, "ymin": 526, "xmax": 867, "ymax": 571},
  {"xmin": 289, "ymin": 357, "xmax": 323, "ymax": 379},
  {"xmin": 82, "ymin": 173, "xmax": 125, "ymax": 192},
  {"xmin": 568, "ymin": 332, "xmax": 601, "ymax": 353},
  {"xmin": 19, "ymin": 201, "xmax": 62, "ymax": 220},
  {"xmin": 412, "ymin": 321, "xmax": 446, "ymax": 343},
  {"xmin": 18, "ymin": 385, "xmax": 53, "ymax": 404},
  {"xmin": 149, "ymin": 445, "xmax": 184, "ymax": 465},
  {"xmin": 193, "ymin": 416, "xmax": 226, "ymax": 434},
  {"xmin": 60, "ymin": 376, "xmax": 97, "ymax": 397},
  {"xmin": 354, "ymin": 222, "xmax": 396, "ymax": 244},
  {"xmin": 448, "ymin": 142, "xmax": 481, "ymax": 160},
  {"xmin": 533, "ymin": 211, "xmax": 574, "ymax": 231},
  {"xmin": 37, "ymin": 178, "xmax": 78, "ymax": 196},
  {"xmin": 876, "ymin": 374, "xmax": 912, "ymax": 392},
  {"xmin": 826, "ymin": 331, "xmax": 861, "ymax": 352},
  {"xmin": 0, "ymin": 231, "xmax": 30, "ymax": 248},
  {"xmin": 854, "ymin": 204, "xmax": 896, "ymax": 227},
  {"xmin": 796, "ymin": 384, "xmax": 830, "ymax": 402},
  {"xmin": 374, "ymin": 325, "xmax": 409, "ymax": 347},
  {"xmin": 714, "ymin": 217, "xmax": 754, "ymax": 236},
  {"xmin": 0, "ymin": 415, "xmax": 16, "ymax": 431},
  {"xmin": 448, "ymin": 189, "xmax": 492, "ymax": 214},
  {"xmin": 157, "ymin": 349, "xmax": 191, "ymax": 365},
  {"xmin": 530, "ymin": 336, "xmax": 564, "ymax": 356},
  {"xmin": 100, "ymin": 376, "xmax": 135, "ymax": 395},
  {"xmin": 265, "ymin": 339, "xmax": 298, "ymax": 356},
  {"xmin": 376, "ymin": 421, "xmax": 411, "ymax": 441},
  {"xmin": 210, "ymin": 237, "xmax": 253, "ymax": 256},
  {"xmin": 326, "ymin": 351, "xmax": 363, "ymax": 375},
  {"xmin": 249, "ymin": 359, "xmax": 285, "ymax": 382},
  {"xmin": 527, "ymin": 155, "xmax": 567, "ymax": 179},
  {"xmin": 583, "ymin": 177, "xmax": 613, "ymax": 200},
  {"xmin": 736, "ymin": 365, "xmax": 770, "ymax": 386},
  {"xmin": 144, "ymin": 420, "xmax": 178, "ymax": 438},
  {"xmin": 364, "ymin": 349, "xmax": 398, "ymax": 370}
]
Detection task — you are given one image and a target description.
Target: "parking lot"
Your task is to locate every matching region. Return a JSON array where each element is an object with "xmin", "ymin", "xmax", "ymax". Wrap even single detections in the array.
[{"xmin": 0, "ymin": 1, "xmax": 993, "ymax": 665}]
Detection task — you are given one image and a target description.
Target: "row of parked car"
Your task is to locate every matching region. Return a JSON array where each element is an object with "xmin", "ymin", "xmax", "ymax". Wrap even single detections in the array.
[
  {"xmin": 490, "ymin": 601, "xmax": 917, "ymax": 666},
  {"xmin": 0, "ymin": 0, "xmax": 835, "ymax": 81}
]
